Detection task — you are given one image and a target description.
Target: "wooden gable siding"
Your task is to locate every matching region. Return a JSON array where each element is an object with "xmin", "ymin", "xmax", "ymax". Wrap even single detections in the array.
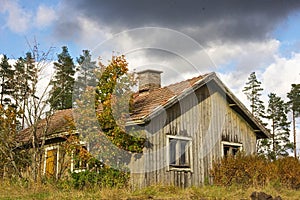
[{"xmin": 129, "ymin": 84, "xmax": 257, "ymax": 188}]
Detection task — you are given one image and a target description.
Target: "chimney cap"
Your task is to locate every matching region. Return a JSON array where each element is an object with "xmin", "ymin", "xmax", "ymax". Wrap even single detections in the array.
[{"xmin": 136, "ymin": 69, "xmax": 163, "ymax": 74}]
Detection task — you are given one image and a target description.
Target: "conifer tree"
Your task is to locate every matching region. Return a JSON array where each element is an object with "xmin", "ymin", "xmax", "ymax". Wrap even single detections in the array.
[
  {"xmin": 287, "ymin": 84, "xmax": 300, "ymax": 158},
  {"xmin": 49, "ymin": 46, "xmax": 75, "ymax": 110},
  {"xmin": 243, "ymin": 72, "xmax": 265, "ymax": 121},
  {"xmin": 0, "ymin": 55, "xmax": 14, "ymax": 106},
  {"xmin": 74, "ymin": 50, "xmax": 97, "ymax": 100},
  {"xmin": 264, "ymin": 93, "xmax": 293, "ymax": 160}
]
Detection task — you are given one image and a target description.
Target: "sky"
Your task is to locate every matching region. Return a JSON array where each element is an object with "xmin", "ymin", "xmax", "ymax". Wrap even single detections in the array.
[{"xmin": 1, "ymin": 0, "xmax": 300, "ymax": 148}]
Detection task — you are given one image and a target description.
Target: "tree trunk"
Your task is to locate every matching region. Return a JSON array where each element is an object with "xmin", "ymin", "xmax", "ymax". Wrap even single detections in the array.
[{"xmin": 293, "ymin": 110, "xmax": 297, "ymax": 158}]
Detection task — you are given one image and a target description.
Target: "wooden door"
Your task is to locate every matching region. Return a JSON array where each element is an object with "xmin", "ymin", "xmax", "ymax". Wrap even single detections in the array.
[{"xmin": 45, "ymin": 149, "xmax": 57, "ymax": 177}]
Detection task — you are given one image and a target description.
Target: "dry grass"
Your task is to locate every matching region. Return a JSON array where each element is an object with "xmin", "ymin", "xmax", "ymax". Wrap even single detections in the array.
[{"xmin": 1, "ymin": 182, "xmax": 300, "ymax": 200}]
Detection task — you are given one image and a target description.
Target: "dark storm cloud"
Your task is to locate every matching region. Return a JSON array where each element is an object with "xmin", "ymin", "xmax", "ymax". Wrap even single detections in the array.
[{"xmin": 56, "ymin": 0, "xmax": 300, "ymax": 45}]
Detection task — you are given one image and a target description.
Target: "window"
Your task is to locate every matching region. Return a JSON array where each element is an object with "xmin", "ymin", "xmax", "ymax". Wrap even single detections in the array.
[
  {"xmin": 221, "ymin": 141, "xmax": 242, "ymax": 157},
  {"xmin": 44, "ymin": 146, "xmax": 59, "ymax": 178},
  {"xmin": 167, "ymin": 135, "xmax": 192, "ymax": 171},
  {"xmin": 71, "ymin": 142, "xmax": 89, "ymax": 173}
]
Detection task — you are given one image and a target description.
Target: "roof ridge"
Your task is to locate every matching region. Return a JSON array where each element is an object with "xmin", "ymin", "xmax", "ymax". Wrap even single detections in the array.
[{"xmin": 148, "ymin": 72, "xmax": 211, "ymax": 93}]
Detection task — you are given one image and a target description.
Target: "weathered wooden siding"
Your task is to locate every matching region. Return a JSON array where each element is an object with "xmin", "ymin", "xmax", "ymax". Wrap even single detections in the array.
[{"xmin": 129, "ymin": 84, "xmax": 257, "ymax": 188}]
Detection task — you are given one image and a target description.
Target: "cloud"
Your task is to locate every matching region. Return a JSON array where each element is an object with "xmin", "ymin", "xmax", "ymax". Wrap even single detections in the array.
[
  {"xmin": 35, "ymin": 5, "xmax": 58, "ymax": 28},
  {"xmin": 56, "ymin": 0, "xmax": 300, "ymax": 45},
  {"xmin": 207, "ymin": 39, "xmax": 280, "ymax": 72},
  {"xmin": 219, "ymin": 51, "xmax": 300, "ymax": 111},
  {"xmin": 262, "ymin": 53, "xmax": 300, "ymax": 99},
  {"xmin": 0, "ymin": 0, "xmax": 32, "ymax": 33}
]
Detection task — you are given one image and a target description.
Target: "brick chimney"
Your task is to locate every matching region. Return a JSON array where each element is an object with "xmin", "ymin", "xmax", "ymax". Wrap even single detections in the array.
[{"xmin": 137, "ymin": 69, "xmax": 162, "ymax": 93}]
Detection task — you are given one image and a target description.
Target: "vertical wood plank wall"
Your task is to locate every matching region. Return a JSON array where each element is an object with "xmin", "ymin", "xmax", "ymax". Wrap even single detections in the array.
[{"xmin": 129, "ymin": 85, "xmax": 257, "ymax": 188}]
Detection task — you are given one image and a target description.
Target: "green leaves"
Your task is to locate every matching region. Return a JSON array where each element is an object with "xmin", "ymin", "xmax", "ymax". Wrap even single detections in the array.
[
  {"xmin": 243, "ymin": 72, "xmax": 266, "ymax": 121},
  {"xmin": 265, "ymin": 93, "xmax": 292, "ymax": 159},
  {"xmin": 49, "ymin": 46, "xmax": 75, "ymax": 110},
  {"xmin": 287, "ymin": 84, "xmax": 300, "ymax": 117},
  {"xmin": 95, "ymin": 55, "xmax": 145, "ymax": 153}
]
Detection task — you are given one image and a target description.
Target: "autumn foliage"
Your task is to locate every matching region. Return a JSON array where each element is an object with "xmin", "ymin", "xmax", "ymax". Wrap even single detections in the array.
[
  {"xmin": 95, "ymin": 55, "xmax": 145, "ymax": 153},
  {"xmin": 211, "ymin": 153, "xmax": 300, "ymax": 189}
]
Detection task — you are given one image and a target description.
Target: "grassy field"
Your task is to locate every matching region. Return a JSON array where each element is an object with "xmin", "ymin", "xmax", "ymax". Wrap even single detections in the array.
[{"xmin": 1, "ymin": 182, "xmax": 300, "ymax": 200}]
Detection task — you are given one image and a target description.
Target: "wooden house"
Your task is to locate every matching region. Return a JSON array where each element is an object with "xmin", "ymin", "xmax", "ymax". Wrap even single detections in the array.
[
  {"xmin": 20, "ymin": 70, "xmax": 270, "ymax": 187},
  {"xmin": 127, "ymin": 70, "xmax": 269, "ymax": 188}
]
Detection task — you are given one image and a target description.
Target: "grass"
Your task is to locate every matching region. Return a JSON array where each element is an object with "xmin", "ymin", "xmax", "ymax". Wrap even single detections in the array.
[{"xmin": 1, "ymin": 182, "xmax": 300, "ymax": 200}]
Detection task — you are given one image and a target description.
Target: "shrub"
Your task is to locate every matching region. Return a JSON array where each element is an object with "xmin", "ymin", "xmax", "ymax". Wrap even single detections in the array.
[
  {"xmin": 210, "ymin": 153, "xmax": 300, "ymax": 189},
  {"xmin": 70, "ymin": 166, "xmax": 130, "ymax": 189}
]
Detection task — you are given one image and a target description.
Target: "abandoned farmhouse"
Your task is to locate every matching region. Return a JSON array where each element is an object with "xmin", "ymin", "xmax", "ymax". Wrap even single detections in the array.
[{"xmin": 20, "ymin": 70, "xmax": 270, "ymax": 188}]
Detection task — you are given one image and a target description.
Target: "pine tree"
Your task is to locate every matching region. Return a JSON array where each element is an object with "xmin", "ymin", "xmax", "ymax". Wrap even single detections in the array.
[
  {"xmin": 243, "ymin": 72, "xmax": 266, "ymax": 120},
  {"xmin": 0, "ymin": 55, "xmax": 14, "ymax": 106},
  {"xmin": 287, "ymin": 84, "xmax": 300, "ymax": 158},
  {"xmin": 74, "ymin": 50, "xmax": 97, "ymax": 100},
  {"xmin": 49, "ymin": 46, "xmax": 75, "ymax": 110},
  {"xmin": 265, "ymin": 93, "xmax": 293, "ymax": 160}
]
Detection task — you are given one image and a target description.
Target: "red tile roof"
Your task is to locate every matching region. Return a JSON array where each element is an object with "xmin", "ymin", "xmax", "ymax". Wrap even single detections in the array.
[{"xmin": 131, "ymin": 73, "xmax": 209, "ymax": 120}]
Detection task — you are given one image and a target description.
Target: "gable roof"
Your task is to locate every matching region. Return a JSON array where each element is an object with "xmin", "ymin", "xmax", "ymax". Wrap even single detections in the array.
[
  {"xmin": 130, "ymin": 72, "xmax": 270, "ymax": 139},
  {"xmin": 19, "ymin": 72, "xmax": 270, "ymax": 142}
]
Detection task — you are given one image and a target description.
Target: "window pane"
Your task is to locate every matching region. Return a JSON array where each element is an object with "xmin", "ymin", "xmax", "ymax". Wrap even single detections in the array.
[
  {"xmin": 179, "ymin": 140, "xmax": 187, "ymax": 166},
  {"xmin": 223, "ymin": 144, "xmax": 241, "ymax": 157},
  {"xmin": 169, "ymin": 139, "xmax": 176, "ymax": 165},
  {"xmin": 232, "ymin": 147, "xmax": 239, "ymax": 156},
  {"xmin": 224, "ymin": 146, "xmax": 230, "ymax": 156}
]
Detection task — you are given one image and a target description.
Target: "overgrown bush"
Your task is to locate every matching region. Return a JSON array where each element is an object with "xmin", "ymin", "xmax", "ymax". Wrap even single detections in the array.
[
  {"xmin": 70, "ymin": 166, "xmax": 130, "ymax": 189},
  {"xmin": 211, "ymin": 153, "xmax": 300, "ymax": 189}
]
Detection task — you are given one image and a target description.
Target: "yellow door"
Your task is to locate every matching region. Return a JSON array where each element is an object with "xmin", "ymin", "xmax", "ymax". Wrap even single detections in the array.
[{"xmin": 45, "ymin": 149, "xmax": 57, "ymax": 177}]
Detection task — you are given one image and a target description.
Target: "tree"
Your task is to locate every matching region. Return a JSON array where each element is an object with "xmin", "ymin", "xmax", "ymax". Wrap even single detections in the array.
[
  {"xmin": 287, "ymin": 84, "xmax": 300, "ymax": 158},
  {"xmin": 263, "ymin": 93, "xmax": 293, "ymax": 160},
  {"xmin": 49, "ymin": 46, "xmax": 75, "ymax": 110},
  {"xmin": 74, "ymin": 50, "xmax": 97, "ymax": 101},
  {"xmin": 0, "ymin": 105, "xmax": 28, "ymax": 179},
  {"xmin": 243, "ymin": 72, "xmax": 266, "ymax": 121},
  {"xmin": 18, "ymin": 41, "xmax": 56, "ymax": 182},
  {"xmin": 12, "ymin": 53, "xmax": 38, "ymax": 129},
  {"xmin": 0, "ymin": 55, "xmax": 14, "ymax": 106},
  {"xmin": 95, "ymin": 55, "xmax": 145, "ymax": 154}
]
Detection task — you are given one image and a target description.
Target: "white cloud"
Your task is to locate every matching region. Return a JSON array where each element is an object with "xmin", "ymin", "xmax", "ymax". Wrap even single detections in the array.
[
  {"xmin": 0, "ymin": 0, "xmax": 31, "ymax": 33},
  {"xmin": 262, "ymin": 53, "xmax": 300, "ymax": 99},
  {"xmin": 207, "ymin": 39, "xmax": 280, "ymax": 72},
  {"xmin": 35, "ymin": 5, "xmax": 58, "ymax": 28},
  {"xmin": 75, "ymin": 16, "xmax": 113, "ymax": 52}
]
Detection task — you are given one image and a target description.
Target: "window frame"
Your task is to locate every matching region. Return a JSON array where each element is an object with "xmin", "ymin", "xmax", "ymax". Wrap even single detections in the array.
[
  {"xmin": 166, "ymin": 135, "xmax": 193, "ymax": 172},
  {"xmin": 71, "ymin": 141, "xmax": 89, "ymax": 173},
  {"xmin": 221, "ymin": 141, "xmax": 243, "ymax": 157}
]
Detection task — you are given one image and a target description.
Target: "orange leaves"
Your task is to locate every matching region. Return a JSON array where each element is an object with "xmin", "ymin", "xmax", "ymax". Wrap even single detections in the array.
[
  {"xmin": 211, "ymin": 153, "xmax": 300, "ymax": 189},
  {"xmin": 94, "ymin": 55, "xmax": 145, "ymax": 153}
]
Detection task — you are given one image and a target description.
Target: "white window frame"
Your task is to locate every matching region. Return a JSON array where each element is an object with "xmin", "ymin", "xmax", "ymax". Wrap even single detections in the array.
[
  {"xmin": 221, "ymin": 141, "xmax": 243, "ymax": 157},
  {"xmin": 43, "ymin": 145, "xmax": 60, "ymax": 178},
  {"xmin": 166, "ymin": 135, "xmax": 193, "ymax": 172},
  {"xmin": 71, "ymin": 141, "xmax": 89, "ymax": 173}
]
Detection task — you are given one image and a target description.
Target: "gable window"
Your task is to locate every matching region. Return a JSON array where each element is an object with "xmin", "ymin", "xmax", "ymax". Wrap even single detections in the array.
[
  {"xmin": 221, "ymin": 141, "xmax": 242, "ymax": 157},
  {"xmin": 44, "ymin": 146, "xmax": 59, "ymax": 178},
  {"xmin": 167, "ymin": 135, "xmax": 192, "ymax": 171}
]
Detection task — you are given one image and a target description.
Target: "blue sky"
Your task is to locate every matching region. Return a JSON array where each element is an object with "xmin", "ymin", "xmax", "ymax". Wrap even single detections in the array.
[
  {"xmin": 0, "ymin": 0, "xmax": 299, "ymax": 95},
  {"xmin": 0, "ymin": 0, "xmax": 299, "ymax": 103},
  {"xmin": 1, "ymin": 0, "xmax": 300, "ymax": 153}
]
